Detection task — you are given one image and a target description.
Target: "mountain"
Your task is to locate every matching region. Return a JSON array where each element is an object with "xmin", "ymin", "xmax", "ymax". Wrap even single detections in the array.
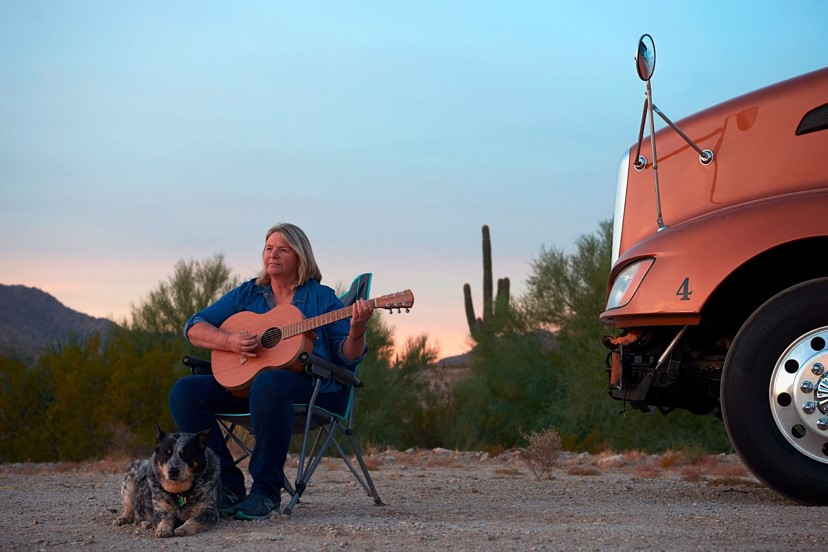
[{"xmin": 0, "ymin": 284, "xmax": 118, "ymax": 362}]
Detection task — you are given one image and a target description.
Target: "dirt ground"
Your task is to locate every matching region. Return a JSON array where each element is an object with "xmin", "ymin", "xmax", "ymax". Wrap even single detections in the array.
[{"xmin": 1, "ymin": 448, "xmax": 824, "ymax": 551}]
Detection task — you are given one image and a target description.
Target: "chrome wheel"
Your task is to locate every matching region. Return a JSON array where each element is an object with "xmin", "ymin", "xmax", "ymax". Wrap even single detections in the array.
[
  {"xmin": 722, "ymin": 278, "xmax": 828, "ymax": 504},
  {"xmin": 769, "ymin": 326, "xmax": 828, "ymax": 462}
]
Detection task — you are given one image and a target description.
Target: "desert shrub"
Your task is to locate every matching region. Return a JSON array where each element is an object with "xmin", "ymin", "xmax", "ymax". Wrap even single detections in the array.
[
  {"xmin": 0, "ymin": 329, "xmax": 185, "ymax": 463},
  {"xmin": 444, "ymin": 329, "xmax": 557, "ymax": 450},
  {"xmin": 0, "ymin": 355, "xmax": 53, "ymax": 462},
  {"xmin": 354, "ymin": 310, "xmax": 444, "ymax": 451},
  {"xmin": 520, "ymin": 427, "xmax": 562, "ymax": 480},
  {"xmin": 519, "ymin": 220, "xmax": 731, "ymax": 454}
]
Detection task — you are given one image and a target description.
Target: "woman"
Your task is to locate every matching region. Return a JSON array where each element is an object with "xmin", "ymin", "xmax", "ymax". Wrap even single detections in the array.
[{"xmin": 169, "ymin": 223, "xmax": 374, "ymax": 520}]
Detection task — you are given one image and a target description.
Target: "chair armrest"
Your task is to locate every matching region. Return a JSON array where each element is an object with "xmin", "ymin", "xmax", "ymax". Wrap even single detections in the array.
[
  {"xmin": 183, "ymin": 355, "xmax": 213, "ymax": 376},
  {"xmin": 299, "ymin": 352, "xmax": 362, "ymax": 387}
]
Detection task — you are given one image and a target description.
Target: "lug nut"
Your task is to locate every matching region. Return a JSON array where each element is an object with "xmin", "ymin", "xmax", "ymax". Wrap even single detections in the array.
[
  {"xmin": 813, "ymin": 363, "xmax": 825, "ymax": 376},
  {"xmin": 818, "ymin": 418, "xmax": 828, "ymax": 431},
  {"xmin": 801, "ymin": 381, "xmax": 815, "ymax": 393},
  {"xmin": 804, "ymin": 402, "xmax": 817, "ymax": 414}
]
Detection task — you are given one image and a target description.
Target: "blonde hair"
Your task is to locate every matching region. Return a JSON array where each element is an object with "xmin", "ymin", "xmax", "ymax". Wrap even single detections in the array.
[{"xmin": 255, "ymin": 223, "xmax": 322, "ymax": 289}]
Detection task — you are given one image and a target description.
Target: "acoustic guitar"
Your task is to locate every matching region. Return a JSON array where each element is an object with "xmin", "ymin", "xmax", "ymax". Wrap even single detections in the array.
[{"xmin": 212, "ymin": 290, "xmax": 414, "ymax": 396}]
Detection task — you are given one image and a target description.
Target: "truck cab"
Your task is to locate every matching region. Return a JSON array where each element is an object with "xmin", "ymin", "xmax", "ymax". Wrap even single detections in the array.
[{"xmin": 601, "ymin": 35, "xmax": 828, "ymax": 504}]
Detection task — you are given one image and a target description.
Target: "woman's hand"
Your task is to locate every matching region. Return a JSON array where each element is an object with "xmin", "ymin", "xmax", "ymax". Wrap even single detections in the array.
[
  {"xmin": 227, "ymin": 330, "xmax": 259, "ymax": 358},
  {"xmin": 349, "ymin": 298, "xmax": 374, "ymax": 338},
  {"xmin": 187, "ymin": 322, "xmax": 258, "ymax": 358},
  {"xmin": 344, "ymin": 299, "xmax": 374, "ymax": 360}
]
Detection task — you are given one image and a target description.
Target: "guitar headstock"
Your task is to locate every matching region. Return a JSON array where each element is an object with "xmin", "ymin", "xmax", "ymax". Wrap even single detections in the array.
[{"xmin": 374, "ymin": 290, "xmax": 414, "ymax": 313}]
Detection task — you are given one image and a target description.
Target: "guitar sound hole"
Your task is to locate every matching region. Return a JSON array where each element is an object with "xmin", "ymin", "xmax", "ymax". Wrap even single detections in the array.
[{"xmin": 261, "ymin": 327, "xmax": 282, "ymax": 349}]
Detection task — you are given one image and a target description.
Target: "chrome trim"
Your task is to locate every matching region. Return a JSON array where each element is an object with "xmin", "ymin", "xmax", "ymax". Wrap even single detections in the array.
[
  {"xmin": 770, "ymin": 326, "xmax": 828, "ymax": 463},
  {"xmin": 611, "ymin": 150, "xmax": 630, "ymax": 265},
  {"xmin": 654, "ymin": 326, "xmax": 688, "ymax": 374},
  {"xmin": 634, "ymin": 155, "xmax": 647, "ymax": 171}
]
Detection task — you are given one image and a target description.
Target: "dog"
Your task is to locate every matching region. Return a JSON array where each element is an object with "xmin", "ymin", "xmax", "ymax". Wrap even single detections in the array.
[{"xmin": 113, "ymin": 423, "xmax": 220, "ymax": 538}]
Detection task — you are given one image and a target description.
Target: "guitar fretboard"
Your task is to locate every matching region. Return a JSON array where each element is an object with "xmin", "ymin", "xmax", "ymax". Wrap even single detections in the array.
[
  {"xmin": 280, "ymin": 293, "xmax": 412, "ymax": 338},
  {"xmin": 283, "ymin": 304, "xmax": 356, "ymax": 338}
]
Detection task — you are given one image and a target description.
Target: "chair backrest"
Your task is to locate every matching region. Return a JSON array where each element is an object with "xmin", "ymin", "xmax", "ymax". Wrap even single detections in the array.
[
  {"xmin": 340, "ymin": 273, "xmax": 372, "ymax": 308},
  {"xmin": 300, "ymin": 273, "xmax": 372, "ymax": 423},
  {"xmin": 336, "ymin": 273, "xmax": 371, "ymax": 420}
]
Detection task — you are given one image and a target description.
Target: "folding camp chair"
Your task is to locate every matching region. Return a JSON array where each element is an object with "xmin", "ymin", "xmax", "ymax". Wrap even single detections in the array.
[{"xmin": 182, "ymin": 273, "xmax": 384, "ymax": 515}]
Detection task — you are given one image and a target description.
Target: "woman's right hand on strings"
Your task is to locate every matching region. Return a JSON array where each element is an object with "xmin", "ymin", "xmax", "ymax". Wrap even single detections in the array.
[{"xmin": 228, "ymin": 330, "xmax": 258, "ymax": 357}]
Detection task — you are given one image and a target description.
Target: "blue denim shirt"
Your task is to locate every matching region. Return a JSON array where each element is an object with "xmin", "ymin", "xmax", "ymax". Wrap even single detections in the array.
[{"xmin": 184, "ymin": 278, "xmax": 365, "ymax": 393}]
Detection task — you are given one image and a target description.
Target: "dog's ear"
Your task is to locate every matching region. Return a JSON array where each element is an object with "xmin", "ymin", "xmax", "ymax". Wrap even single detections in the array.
[
  {"xmin": 154, "ymin": 421, "xmax": 165, "ymax": 444},
  {"xmin": 196, "ymin": 428, "xmax": 211, "ymax": 449}
]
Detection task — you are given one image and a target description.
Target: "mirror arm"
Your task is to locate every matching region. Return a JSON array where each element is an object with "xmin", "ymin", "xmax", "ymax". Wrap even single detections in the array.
[
  {"xmin": 633, "ymin": 98, "xmax": 649, "ymax": 171},
  {"xmin": 646, "ymin": 81, "xmax": 668, "ymax": 232},
  {"xmin": 652, "ymin": 104, "xmax": 715, "ymax": 165}
]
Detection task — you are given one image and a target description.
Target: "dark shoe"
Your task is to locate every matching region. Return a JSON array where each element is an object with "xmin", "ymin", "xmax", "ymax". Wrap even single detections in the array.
[
  {"xmin": 234, "ymin": 492, "xmax": 280, "ymax": 520},
  {"xmin": 219, "ymin": 487, "xmax": 245, "ymax": 516}
]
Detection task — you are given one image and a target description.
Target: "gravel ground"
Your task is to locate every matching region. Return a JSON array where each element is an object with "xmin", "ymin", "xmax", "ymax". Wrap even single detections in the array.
[{"xmin": 1, "ymin": 448, "xmax": 823, "ymax": 551}]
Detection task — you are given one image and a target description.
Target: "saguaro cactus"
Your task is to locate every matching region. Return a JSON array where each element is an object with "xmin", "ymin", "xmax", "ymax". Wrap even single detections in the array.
[{"xmin": 463, "ymin": 224, "xmax": 511, "ymax": 342}]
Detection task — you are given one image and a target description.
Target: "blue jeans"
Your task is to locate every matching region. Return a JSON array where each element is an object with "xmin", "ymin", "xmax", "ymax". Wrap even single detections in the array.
[{"xmin": 168, "ymin": 370, "xmax": 346, "ymax": 503}]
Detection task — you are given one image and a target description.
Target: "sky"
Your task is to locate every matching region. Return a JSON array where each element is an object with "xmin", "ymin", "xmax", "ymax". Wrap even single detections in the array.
[{"xmin": 1, "ymin": 1, "xmax": 826, "ymax": 358}]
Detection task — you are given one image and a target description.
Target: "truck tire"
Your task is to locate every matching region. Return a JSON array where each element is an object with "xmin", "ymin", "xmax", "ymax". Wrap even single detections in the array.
[{"xmin": 722, "ymin": 277, "xmax": 828, "ymax": 504}]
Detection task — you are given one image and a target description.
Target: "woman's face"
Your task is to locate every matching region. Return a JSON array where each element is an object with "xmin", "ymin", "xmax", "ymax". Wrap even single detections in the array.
[{"xmin": 263, "ymin": 231, "xmax": 299, "ymax": 281}]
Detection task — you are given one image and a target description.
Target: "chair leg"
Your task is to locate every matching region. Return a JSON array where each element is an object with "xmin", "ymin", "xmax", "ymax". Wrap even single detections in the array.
[
  {"xmin": 283, "ymin": 422, "xmax": 384, "ymax": 515},
  {"xmin": 282, "ymin": 469, "xmax": 295, "ymax": 498},
  {"xmin": 218, "ymin": 420, "xmax": 298, "ymax": 502},
  {"xmin": 332, "ymin": 426, "xmax": 384, "ymax": 506},
  {"xmin": 218, "ymin": 420, "xmax": 251, "ymax": 466},
  {"xmin": 284, "ymin": 424, "xmax": 338, "ymax": 515}
]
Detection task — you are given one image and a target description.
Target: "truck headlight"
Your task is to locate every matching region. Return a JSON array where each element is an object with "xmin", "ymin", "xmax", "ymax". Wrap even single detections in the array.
[{"xmin": 606, "ymin": 258, "xmax": 655, "ymax": 310}]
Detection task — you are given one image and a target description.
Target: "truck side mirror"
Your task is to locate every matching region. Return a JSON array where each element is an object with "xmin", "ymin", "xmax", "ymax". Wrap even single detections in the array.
[{"xmin": 636, "ymin": 34, "xmax": 656, "ymax": 82}]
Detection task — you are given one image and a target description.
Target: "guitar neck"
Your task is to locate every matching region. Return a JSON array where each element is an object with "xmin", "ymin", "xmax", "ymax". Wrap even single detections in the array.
[{"xmin": 282, "ymin": 300, "xmax": 371, "ymax": 338}]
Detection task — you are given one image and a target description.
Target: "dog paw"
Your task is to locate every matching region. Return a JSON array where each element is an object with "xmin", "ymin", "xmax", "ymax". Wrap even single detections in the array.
[
  {"xmin": 154, "ymin": 519, "xmax": 176, "ymax": 538},
  {"xmin": 174, "ymin": 526, "xmax": 197, "ymax": 536},
  {"xmin": 112, "ymin": 516, "xmax": 132, "ymax": 526},
  {"xmin": 155, "ymin": 527, "xmax": 174, "ymax": 538}
]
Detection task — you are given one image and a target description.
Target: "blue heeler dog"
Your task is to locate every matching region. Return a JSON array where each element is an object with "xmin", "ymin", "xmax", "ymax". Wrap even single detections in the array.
[{"xmin": 113, "ymin": 423, "xmax": 220, "ymax": 537}]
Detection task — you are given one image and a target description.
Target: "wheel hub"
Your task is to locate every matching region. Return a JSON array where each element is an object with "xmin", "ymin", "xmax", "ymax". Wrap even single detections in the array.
[
  {"xmin": 817, "ymin": 371, "xmax": 828, "ymax": 414},
  {"xmin": 770, "ymin": 326, "xmax": 828, "ymax": 463}
]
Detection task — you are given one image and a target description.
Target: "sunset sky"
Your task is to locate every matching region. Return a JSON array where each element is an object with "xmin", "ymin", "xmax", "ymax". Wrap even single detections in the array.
[{"xmin": 2, "ymin": 1, "xmax": 825, "ymax": 358}]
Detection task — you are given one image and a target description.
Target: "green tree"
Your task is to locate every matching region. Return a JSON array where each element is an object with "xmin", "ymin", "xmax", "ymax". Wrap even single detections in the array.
[
  {"xmin": 101, "ymin": 331, "xmax": 184, "ymax": 456},
  {"xmin": 523, "ymin": 219, "xmax": 612, "ymax": 334},
  {"xmin": 522, "ymin": 219, "xmax": 729, "ymax": 452},
  {"xmin": 39, "ymin": 332, "xmax": 114, "ymax": 460},
  {"xmin": 0, "ymin": 255, "xmax": 240, "ymax": 463},
  {"xmin": 118, "ymin": 253, "xmax": 241, "ymax": 452},
  {"xmin": 128, "ymin": 253, "xmax": 239, "ymax": 335},
  {"xmin": 446, "ymin": 328, "xmax": 556, "ymax": 450},
  {"xmin": 0, "ymin": 355, "xmax": 53, "ymax": 462},
  {"xmin": 354, "ymin": 311, "xmax": 442, "ymax": 450}
]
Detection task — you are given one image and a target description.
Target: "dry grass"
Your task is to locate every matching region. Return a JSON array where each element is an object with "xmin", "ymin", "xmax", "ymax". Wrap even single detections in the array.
[
  {"xmin": 622, "ymin": 450, "xmax": 649, "ymax": 463},
  {"xmin": 679, "ymin": 466, "xmax": 703, "ymax": 483},
  {"xmin": 691, "ymin": 454, "xmax": 720, "ymax": 470},
  {"xmin": 707, "ymin": 462, "xmax": 748, "ymax": 478},
  {"xmin": 657, "ymin": 451, "xmax": 684, "ymax": 469},
  {"xmin": 706, "ymin": 476, "xmax": 763, "ymax": 488},
  {"xmin": 633, "ymin": 463, "xmax": 663, "ymax": 479},
  {"xmin": 520, "ymin": 427, "xmax": 562, "ymax": 480},
  {"xmin": 567, "ymin": 466, "xmax": 600, "ymax": 476},
  {"xmin": 493, "ymin": 467, "xmax": 525, "ymax": 478}
]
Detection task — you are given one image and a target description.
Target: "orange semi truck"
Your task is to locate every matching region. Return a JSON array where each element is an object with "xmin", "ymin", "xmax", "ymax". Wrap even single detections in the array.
[{"xmin": 601, "ymin": 35, "xmax": 828, "ymax": 504}]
